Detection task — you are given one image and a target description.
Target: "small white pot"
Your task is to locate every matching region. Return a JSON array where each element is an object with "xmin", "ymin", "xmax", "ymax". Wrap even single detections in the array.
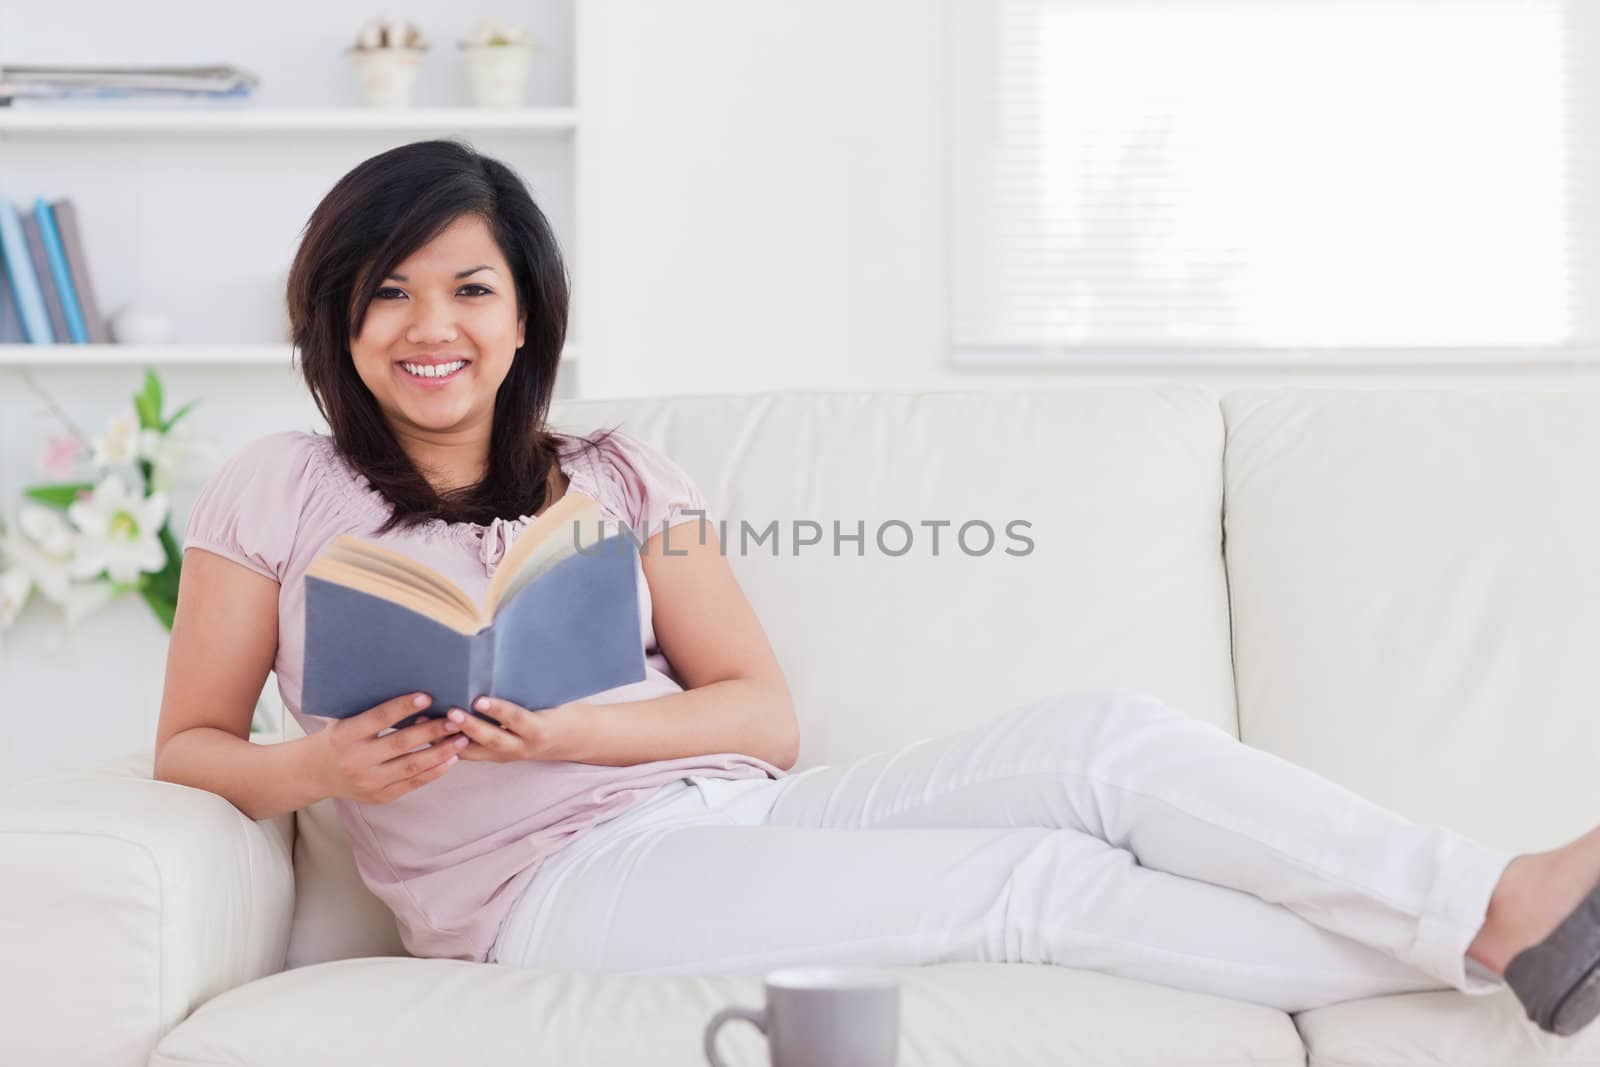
[
  {"xmin": 349, "ymin": 48, "xmax": 426, "ymax": 108},
  {"xmin": 462, "ymin": 44, "xmax": 535, "ymax": 108},
  {"xmin": 108, "ymin": 306, "xmax": 173, "ymax": 345}
]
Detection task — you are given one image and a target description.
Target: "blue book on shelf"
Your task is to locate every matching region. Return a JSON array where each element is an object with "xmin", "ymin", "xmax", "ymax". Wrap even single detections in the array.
[
  {"xmin": 0, "ymin": 199, "xmax": 53, "ymax": 343},
  {"xmin": 0, "ymin": 255, "xmax": 24, "ymax": 342},
  {"xmin": 35, "ymin": 197, "xmax": 88, "ymax": 343},
  {"xmin": 300, "ymin": 492, "xmax": 648, "ymax": 730}
]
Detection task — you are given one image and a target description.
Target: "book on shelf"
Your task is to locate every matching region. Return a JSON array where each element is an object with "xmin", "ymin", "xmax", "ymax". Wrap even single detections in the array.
[
  {"xmin": 18, "ymin": 210, "xmax": 67, "ymax": 341},
  {"xmin": 300, "ymin": 491, "xmax": 648, "ymax": 730},
  {"xmin": 0, "ymin": 258, "xmax": 22, "ymax": 344},
  {"xmin": 35, "ymin": 199, "xmax": 90, "ymax": 343},
  {"xmin": 0, "ymin": 196, "xmax": 109, "ymax": 345},
  {"xmin": 50, "ymin": 201, "xmax": 110, "ymax": 342},
  {"xmin": 0, "ymin": 200, "xmax": 52, "ymax": 343}
]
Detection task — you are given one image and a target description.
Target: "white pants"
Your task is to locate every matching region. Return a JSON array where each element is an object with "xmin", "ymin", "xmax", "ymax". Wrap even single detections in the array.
[{"xmin": 489, "ymin": 688, "xmax": 1516, "ymax": 1013}]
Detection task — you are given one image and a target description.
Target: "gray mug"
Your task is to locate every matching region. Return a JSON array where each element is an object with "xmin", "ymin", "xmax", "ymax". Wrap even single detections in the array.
[{"xmin": 703, "ymin": 966, "xmax": 901, "ymax": 1067}]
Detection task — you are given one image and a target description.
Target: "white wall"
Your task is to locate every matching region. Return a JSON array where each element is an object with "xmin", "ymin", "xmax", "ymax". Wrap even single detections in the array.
[{"xmin": 576, "ymin": 0, "xmax": 1600, "ymax": 396}]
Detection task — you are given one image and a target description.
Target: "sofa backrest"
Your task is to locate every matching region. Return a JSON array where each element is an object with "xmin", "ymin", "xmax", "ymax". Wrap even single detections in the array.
[
  {"xmin": 285, "ymin": 386, "xmax": 1241, "ymax": 965},
  {"xmin": 1221, "ymin": 388, "xmax": 1600, "ymax": 853},
  {"xmin": 550, "ymin": 388, "xmax": 1240, "ymax": 752}
]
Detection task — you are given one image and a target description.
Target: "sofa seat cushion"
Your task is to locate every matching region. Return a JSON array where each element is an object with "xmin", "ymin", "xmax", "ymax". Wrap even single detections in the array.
[
  {"xmin": 1294, "ymin": 989, "xmax": 1600, "ymax": 1065},
  {"xmin": 150, "ymin": 957, "xmax": 1305, "ymax": 1066}
]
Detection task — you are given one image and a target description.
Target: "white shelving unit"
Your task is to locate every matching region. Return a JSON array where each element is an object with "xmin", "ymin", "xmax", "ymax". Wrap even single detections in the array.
[{"xmin": 0, "ymin": 106, "xmax": 582, "ymax": 391}]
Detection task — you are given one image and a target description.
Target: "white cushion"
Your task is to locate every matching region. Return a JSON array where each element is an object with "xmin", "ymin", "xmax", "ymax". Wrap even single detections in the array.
[
  {"xmin": 151, "ymin": 958, "xmax": 1305, "ymax": 1067},
  {"xmin": 0, "ymin": 753, "xmax": 295, "ymax": 1067},
  {"xmin": 279, "ymin": 713, "xmax": 410, "ymax": 968},
  {"xmin": 1294, "ymin": 988, "xmax": 1600, "ymax": 1064},
  {"xmin": 1221, "ymin": 388, "xmax": 1600, "ymax": 852},
  {"xmin": 551, "ymin": 386, "xmax": 1240, "ymax": 763}
]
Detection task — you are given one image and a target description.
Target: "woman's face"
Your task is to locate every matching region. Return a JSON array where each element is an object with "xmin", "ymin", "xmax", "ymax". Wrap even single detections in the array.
[{"xmin": 349, "ymin": 213, "xmax": 525, "ymax": 437}]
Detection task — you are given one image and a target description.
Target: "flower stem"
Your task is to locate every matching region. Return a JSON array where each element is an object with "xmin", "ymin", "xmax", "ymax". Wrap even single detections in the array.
[{"xmin": 11, "ymin": 368, "xmax": 94, "ymax": 446}]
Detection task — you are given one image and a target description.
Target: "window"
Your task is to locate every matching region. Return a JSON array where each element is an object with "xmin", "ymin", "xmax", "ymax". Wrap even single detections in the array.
[{"xmin": 947, "ymin": 0, "xmax": 1581, "ymax": 365}]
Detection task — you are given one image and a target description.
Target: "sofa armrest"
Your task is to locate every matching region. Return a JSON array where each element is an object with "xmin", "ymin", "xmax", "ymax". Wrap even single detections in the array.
[{"xmin": 0, "ymin": 750, "xmax": 296, "ymax": 1067}]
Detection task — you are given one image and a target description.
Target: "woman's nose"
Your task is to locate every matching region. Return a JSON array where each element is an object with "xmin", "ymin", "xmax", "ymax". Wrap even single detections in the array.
[{"xmin": 405, "ymin": 296, "xmax": 459, "ymax": 344}]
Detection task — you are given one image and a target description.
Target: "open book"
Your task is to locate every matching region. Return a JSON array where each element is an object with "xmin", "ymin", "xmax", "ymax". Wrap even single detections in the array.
[{"xmin": 301, "ymin": 491, "xmax": 646, "ymax": 728}]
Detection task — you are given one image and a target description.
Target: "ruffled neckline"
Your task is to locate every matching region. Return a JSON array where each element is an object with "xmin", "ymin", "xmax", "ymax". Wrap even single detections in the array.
[{"xmin": 304, "ymin": 432, "xmax": 605, "ymax": 574}]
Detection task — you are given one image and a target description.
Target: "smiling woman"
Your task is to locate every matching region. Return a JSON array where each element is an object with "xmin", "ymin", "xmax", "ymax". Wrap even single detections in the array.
[
  {"xmin": 156, "ymin": 138, "xmax": 801, "ymax": 968},
  {"xmin": 286, "ymin": 139, "xmax": 570, "ymax": 528},
  {"xmin": 348, "ymin": 215, "xmax": 524, "ymax": 491}
]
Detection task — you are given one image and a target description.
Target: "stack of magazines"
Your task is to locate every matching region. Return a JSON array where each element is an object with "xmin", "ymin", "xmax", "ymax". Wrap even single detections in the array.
[{"xmin": 0, "ymin": 64, "xmax": 259, "ymax": 106}]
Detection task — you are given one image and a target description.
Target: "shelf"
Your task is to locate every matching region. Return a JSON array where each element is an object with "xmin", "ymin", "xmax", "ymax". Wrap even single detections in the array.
[
  {"xmin": 0, "ymin": 106, "xmax": 579, "ymax": 136},
  {"xmin": 0, "ymin": 342, "xmax": 579, "ymax": 367}
]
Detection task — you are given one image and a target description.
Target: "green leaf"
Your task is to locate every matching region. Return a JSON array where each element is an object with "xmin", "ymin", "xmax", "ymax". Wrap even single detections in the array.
[
  {"xmin": 140, "ymin": 584, "xmax": 178, "ymax": 630},
  {"xmin": 161, "ymin": 398, "xmax": 200, "ymax": 432},
  {"xmin": 138, "ymin": 525, "xmax": 184, "ymax": 632},
  {"xmin": 158, "ymin": 523, "xmax": 181, "ymax": 565},
  {"xmin": 134, "ymin": 370, "xmax": 164, "ymax": 431},
  {"xmin": 22, "ymin": 482, "xmax": 95, "ymax": 510}
]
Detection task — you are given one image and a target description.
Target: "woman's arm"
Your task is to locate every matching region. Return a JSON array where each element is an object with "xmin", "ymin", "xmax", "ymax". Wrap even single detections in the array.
[
  {"xmin": 153, "ymin": 548, "xmax": 329, "ymax": 821},
  {"xmin": 561, "ymin": 518, "xmax": 800, "ymax": 770}
]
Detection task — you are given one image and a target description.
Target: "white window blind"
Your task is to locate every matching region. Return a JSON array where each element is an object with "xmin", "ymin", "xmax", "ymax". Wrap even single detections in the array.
[{"xmin": 947, "ymin": 0, "xmax": 1580, "ymax": 365}]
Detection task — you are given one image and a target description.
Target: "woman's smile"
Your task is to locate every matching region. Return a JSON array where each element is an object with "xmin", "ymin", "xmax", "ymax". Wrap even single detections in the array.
[{"xmin": 396, "ymin": 357, "xmax": 472, "ymax": 389}]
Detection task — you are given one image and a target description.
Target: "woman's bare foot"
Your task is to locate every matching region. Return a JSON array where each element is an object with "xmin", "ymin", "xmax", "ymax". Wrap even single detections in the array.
[{"xmin": 1468, "ymin": 825, "xmax": 1600, "ymax": 977}]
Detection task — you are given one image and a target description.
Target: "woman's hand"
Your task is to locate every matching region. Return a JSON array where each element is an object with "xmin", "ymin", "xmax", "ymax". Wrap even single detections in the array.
[
  {"xmin": 447, "ymin": 697, "xmax": 583, "ymax": 763},
  {"xmin": 311, "ymin": 691, "xmax": 470, "ymax": 803}
]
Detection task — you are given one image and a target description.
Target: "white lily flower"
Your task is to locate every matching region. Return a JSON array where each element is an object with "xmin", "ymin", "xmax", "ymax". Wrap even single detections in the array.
[
  {"xmin": 55, "ymin": 577, "xmax": 119, "ymax": 628},
  {"xmin": 0, "ymin": 568, "xmax": 33, "ymax": 629},
  {"xmin": 5, "ymin": 505, "xmax": 79, "ymax": 603},
  {"xmin": 66, "ymin": 475, "xmax": 170, "ymax": 585},
  {"xmin": 92, "ymin": 407, "xmax": 143, "ymax": 468},
  {"xmin": 19, "ymin": 503, "xmax": 75, "ymax": 557},
  {"xmin": 138, "ymin": 423, "xmax": 210, "ymax": 493}
]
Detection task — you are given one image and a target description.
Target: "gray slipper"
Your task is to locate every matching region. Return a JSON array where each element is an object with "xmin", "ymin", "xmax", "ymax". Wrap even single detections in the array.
[{"xmin": 1504, "ymin": 878, "xmax": 1600, "ymax": 1036}]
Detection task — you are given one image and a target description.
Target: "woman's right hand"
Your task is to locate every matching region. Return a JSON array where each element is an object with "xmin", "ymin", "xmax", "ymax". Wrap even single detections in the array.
[{"xmin": 310, "ymin": 692, "xmax": 470, "ymax": 804}]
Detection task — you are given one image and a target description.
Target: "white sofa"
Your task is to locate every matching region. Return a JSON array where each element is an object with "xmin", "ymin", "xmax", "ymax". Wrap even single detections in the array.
[{"xmin": 3, "ymin": 385, "xmax": 1600, "ymax": 1066}]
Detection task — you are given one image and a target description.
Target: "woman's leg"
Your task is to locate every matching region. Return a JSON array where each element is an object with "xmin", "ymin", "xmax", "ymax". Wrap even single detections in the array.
[
  {"xmin": 764, "ymin": 687, "xmax": 1517, "ymax": 995},
  {"xmin": 493, "ymin": 809, "xmax": 1447, "ymax": 1013}
]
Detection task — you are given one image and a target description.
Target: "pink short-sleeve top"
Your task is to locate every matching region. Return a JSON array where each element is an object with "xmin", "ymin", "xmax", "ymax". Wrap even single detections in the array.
[{"xmin": 181, "ymin": 428, "xmax": 783, "ymax": 962}]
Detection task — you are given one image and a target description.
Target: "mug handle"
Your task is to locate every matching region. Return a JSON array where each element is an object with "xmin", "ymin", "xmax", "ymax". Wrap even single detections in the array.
[{"xmin": 703, "ymin": 1004, "xmax": 768, "ymax": 1067}]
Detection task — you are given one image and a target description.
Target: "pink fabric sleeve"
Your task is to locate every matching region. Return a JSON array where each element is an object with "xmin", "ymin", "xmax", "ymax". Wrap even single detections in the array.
[
  {"xmin": 592, "ymin": 430, "xmax": 713, "ymax": 536},
  {"xmin": 182, "ymin": 431, "xmax": 314, "ymax": 584}
]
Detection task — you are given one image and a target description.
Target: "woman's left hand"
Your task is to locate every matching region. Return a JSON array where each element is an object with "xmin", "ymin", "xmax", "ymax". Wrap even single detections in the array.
[{"xmin": 446, "ymin": 697, "xmax": 582, "ymax": 763}]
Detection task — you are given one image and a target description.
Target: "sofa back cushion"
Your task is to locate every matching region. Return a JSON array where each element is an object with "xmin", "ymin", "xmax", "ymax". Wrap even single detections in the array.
[
  {"xmin": 288, "ymin": 386, "xmax": 1237, "ymax": 964},
  {"xmin": 280, "ymin": 714, "xmax": 410, "ymax": 966},
  {"xmin": 1222, "ymin": 388, "xmax": 1600, "ymax": 852},
  {"xmin": 550, "ymin": 388, "xmax": 1239, "ymax": 756}
]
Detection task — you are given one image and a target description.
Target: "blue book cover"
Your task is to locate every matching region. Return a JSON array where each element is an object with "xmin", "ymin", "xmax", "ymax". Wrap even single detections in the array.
[
  {"xmin": 301, "ymin": 492, "xmax": 647, "ymax": 730},
  {"xmin": 0, "ymin": 199, "xmax": 54, "ymax": 343},
  {"xmin": 35, "ymin": 198, "xmax": 88, "ymax": 343},
  {"xmin": 20, "ymin": 211, "xmax": 69, "ymax": 341},
  {"xmin": 0, "ymin": 254, "xmax": 24, "ymax": 342}
]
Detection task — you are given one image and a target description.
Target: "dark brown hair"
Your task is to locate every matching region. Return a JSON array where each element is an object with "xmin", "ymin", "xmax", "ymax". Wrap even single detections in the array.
[{"xmin": 287, "ymin": 138, "xmax": 609, "ymax": 533}]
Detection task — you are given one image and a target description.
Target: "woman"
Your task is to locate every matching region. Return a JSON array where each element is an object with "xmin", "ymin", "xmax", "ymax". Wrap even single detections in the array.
[{"xmin": 155, "ymin": 140, "xmax": 1600, "ymax": 1037}]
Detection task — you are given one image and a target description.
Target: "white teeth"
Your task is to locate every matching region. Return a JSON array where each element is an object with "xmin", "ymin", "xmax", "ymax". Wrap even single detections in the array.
[{"xmin": 401, "ymin": 360, "xmax": 466, "ymax": 379}]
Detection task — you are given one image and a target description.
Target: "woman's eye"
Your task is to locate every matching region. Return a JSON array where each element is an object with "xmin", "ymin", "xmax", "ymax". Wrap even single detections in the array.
[{"xmin": 372, "ymin": 284, "xmax": 490, "ymax": 300}]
